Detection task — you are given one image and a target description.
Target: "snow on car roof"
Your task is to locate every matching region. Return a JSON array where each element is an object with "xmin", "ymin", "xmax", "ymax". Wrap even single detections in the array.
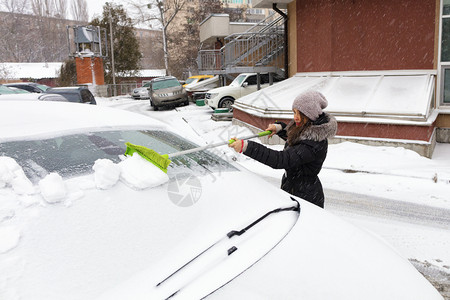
[{"xmin": 0, "ymin": 101, "xmax": 168, "ymax": 141}]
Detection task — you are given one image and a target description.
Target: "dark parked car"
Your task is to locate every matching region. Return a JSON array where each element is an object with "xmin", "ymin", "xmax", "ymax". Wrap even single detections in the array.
[
  {"xmin": 42, "ymin": 87, "xmax": 97, "ymax": 104},
  {"xmin": 5, "ymin": 82, "xmax": 50, "ymax": 93}
]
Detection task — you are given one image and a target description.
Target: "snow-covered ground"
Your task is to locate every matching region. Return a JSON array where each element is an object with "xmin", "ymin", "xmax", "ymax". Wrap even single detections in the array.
[
  {"xmin": 97, "ymin": 96, "xmax": 450, "ymax": 295},
  {"xmin": 0, "ymin": 96, "xmax": 448, "ymax": 298}
]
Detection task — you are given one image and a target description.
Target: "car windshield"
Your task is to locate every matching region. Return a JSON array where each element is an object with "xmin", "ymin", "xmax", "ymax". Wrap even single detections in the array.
[
  {"xmin": 230, "ymin": 74, "xmax": 247, "ymax": 87},
  {"xmin": 0, "ymin": 85, "xmax": 18, "ymax": 94},
  {"xmin": 36, "ymin": 84, "xmax": 50, "ymax": 91},
  {"xmin": 0, "ymin": 130, "xmax": 236, "ymax": 183},
  {"xmin": 185, "ymin": 78, "xmax": 198, "ymax": 85},
  {"xmin": 143, "ymin": 82, "xmax": 151, "ymax": 88},
  {"xmin": 8, "ymin": 87, "xmax": 29, "ymax": 93},
  {"xmin": 152, "ymin": 79, "xmax": 181, "ymax": 90}
]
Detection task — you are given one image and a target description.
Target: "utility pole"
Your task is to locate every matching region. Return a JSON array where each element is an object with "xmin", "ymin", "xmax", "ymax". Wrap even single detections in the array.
[
  {"xmin": 108, "ymin": 4, "xmax": 117, "ymax": 96},
  {"xmin": 158, "ymin": 1, "xmax": 169, "ymax": 75}
]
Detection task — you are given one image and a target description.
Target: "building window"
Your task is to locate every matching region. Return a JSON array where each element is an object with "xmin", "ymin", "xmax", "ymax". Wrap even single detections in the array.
[
  {"xmin": 443, "ymin": 69, "xmax": 450, "ymax": 104},
  {"xmin": 440, "ymin": 0, "xmax": 450, "ymax": 104}
]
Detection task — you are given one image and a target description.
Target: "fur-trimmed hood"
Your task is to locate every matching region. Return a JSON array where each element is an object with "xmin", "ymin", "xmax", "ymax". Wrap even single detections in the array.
[{"xmin": 286, "ymin": 113, "xmax": 337, "ymax": 145}]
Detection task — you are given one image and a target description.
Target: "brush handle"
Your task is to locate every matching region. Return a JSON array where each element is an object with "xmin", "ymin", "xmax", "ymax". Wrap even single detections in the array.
[
  {"xmin": 228, "ymin": 130, "xmax": 272, "ymax": 144},
  {"xmin": 168, "ymin": 131, "xmax": 272, "ymax": 158}
]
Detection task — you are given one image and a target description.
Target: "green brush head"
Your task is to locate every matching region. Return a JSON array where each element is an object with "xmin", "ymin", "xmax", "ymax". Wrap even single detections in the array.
[{"xmin": 124, "ymin": 142, "xmax": 172, "ymax": 173}]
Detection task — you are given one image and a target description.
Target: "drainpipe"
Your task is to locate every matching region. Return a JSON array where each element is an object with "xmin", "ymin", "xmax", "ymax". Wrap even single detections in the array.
[{"xmin": 273, "ymin": 3, "xmax": 288, "ymax": 78}]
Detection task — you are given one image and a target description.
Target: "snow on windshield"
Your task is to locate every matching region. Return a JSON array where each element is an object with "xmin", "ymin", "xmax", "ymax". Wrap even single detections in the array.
[{"xmin": 0, "ymin": 129, "xmax": 235, "ymax": 201}]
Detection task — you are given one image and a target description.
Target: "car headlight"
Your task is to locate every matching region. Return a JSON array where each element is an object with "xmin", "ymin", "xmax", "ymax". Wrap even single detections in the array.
[{"xmin": 206, "ymin": 93, "xmax": 218, "ymax": 100}]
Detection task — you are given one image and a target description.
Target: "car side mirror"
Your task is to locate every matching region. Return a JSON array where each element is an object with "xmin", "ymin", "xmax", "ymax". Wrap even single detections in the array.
[{"xmin": 243, "ymin": 82, "xmax": 248, "ymax": 88}]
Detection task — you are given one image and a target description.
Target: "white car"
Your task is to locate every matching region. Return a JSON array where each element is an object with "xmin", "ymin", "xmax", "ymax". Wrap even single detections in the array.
[
  {"xmin": 205, "ymin": 73, "xmax": 283, "ymax": 110},
  {"xmin": 131, "ymin": 82, "xmax": 151, "ymax": 99},
  {"xmin": 0, "ymin": 101, "xmax": 442, "ymax": 300}
]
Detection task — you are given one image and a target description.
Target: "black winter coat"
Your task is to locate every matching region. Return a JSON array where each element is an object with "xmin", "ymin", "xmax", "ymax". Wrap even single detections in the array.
[{"xmin": 243, "ymin": 113, "xmax": 337, "ymax": 208}]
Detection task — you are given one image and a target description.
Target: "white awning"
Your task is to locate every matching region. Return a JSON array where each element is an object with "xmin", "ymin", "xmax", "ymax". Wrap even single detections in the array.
[{"xmin": 233, "ymin": 70, "xmax": 437, "ymax": 125}]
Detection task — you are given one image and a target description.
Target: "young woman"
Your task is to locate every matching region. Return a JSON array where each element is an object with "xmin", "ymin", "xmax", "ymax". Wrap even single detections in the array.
[{"xmin": 229, "ymin": 90, "xmax": 337, "ymax": 208}]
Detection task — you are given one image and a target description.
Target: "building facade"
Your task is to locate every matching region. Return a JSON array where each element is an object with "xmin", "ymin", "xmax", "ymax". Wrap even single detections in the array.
[{"xmin": 228, "ymin": 0, "xmax": 450, "ymax": 157}]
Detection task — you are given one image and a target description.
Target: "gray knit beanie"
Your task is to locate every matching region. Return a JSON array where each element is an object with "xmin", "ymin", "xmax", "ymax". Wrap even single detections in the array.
[{"xmin": 292, "ymin": 90, "xmax": 328, "ymax": 121}]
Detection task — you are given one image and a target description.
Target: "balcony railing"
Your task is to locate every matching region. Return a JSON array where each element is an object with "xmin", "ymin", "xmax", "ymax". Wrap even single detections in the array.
[{"xmin": 198, "ymin": 13, "xmax": 285, "ymax": 75}]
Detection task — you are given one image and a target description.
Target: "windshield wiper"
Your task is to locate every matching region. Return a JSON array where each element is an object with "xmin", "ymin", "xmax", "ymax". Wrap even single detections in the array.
[{"xmin": 157, "ymin": 197, "xmax": 300, "ymax": 296}]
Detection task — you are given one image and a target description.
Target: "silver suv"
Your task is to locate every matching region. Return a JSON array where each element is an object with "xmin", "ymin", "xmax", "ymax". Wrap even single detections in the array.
[{"xmin": 149, "ymin": 76, "xmax": 188, "ymax": 111}]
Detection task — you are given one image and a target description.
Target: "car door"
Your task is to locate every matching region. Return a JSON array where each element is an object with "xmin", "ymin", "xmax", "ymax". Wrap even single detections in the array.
[{"xmin": 240, "ymin": 75, "xmax": 259, "ymax": 98}]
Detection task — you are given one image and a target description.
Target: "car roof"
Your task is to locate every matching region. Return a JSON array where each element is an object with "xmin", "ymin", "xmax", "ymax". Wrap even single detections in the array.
[
  {"xmin": 151, "ymin": 76, "xmax": 178, "ymax": 82},
  {"xmin": 0, "ymin": 101, "xmax": 169, "ymax": 141},
  {"xmin": 47, "ymin": 86, "xmax": 86, "ymax": 91},
  {"xmin": 187, "ymin": 75, "xmax": 213, "ymax": 79},
  {"xmin": 5, "ymin": 82, "xmax": 38, "ymax": 86}
]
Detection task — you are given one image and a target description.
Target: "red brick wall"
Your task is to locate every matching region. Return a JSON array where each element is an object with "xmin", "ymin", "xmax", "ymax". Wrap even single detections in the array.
[
  {"xmin": 75, "ymin": 57, "xmax": 105, "ymax": 85},
  {"xmin": 296, "ymin": 0, "xmax": 436, "ymax": 72},
  {"xmin": 233, "ymin": 109, "xmax": 435, "ymax": 142}
]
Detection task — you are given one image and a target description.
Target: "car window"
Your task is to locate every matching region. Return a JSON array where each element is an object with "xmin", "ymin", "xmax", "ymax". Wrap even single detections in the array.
[
  {"xmin": 36, "ymin": 84, "xmax": 50, "ymax": 91},
  {"xmin": 58, "ymin": 93, "xmax": 80, "ymax": 102},
  {"xmin": 80, "ymin": 90, "xmax": 91, "ymax": 103},
  {"xmin": 143, "ymin": 82, "xmax": 151, "ymax": 88},
  {"xmin": 185, "ymin": 78, "xmax": 197, "ymax": 85},
  {"xmin": 230, "ymin": 75, "xmax": 247, "ymax": 87},
  {"xmin": 152, "ymin": 79, "xmax": 181, "ymax": 90},
  {"xmin": 0, "ymin": 85, "xmax": 18, "ymax": 94},
  {"xmin": 260, "ymin": 74, "xmax": 269, "ymax": 84},
  {"xmin": 0, "ymin": 130, "xmax": 236, "ymax": 183},
  {"xmin": 245, "ymin": 75, "xmax": 257, "ymax": 86}
]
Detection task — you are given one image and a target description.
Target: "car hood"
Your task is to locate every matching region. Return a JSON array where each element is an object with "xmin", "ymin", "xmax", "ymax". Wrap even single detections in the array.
[
  {"xmin": 153, "ymin": 86, "xmax": 183, "ymax": 93},
  {"xmin": 207, "ymin": 85, "xmax": 239, "ymax": 95},
  {"xmin": 0, "ymin": 93, "xmax": 40, "ymax": 101},
  {"xmin": 133, "ymin": 87, "xmax": 148, "ymax": 92},
  {"xmin": 2, "ymin": 167, "xmax": 298, "ymax": 299}
]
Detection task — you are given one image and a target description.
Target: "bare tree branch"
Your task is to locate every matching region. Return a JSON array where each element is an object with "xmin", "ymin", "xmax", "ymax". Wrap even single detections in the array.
[{"xmin": 71, "ymin": 0, "xmax": 89, "ymax": 22}]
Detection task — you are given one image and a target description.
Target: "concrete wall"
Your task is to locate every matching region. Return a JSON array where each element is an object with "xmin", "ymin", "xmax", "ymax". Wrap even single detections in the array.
[{"xmin": 436, "ymin": 114, "xmax": 450, "ymax": 142}]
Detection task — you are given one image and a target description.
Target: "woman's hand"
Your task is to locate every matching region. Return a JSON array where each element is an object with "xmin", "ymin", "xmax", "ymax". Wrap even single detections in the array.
[
  {"xmin": 228, "ymin": 138, "xmax": 243, "ymax": 153},
  {"xmin": 265, "ymin": 124, "xmax": 278, "ymax": 138}
]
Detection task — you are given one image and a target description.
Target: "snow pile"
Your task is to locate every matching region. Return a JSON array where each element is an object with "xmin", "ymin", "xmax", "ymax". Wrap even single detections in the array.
[
  {"xmin": 0, "ymin": 225, "xmax": 21, "ymax": 254},
  {"xmin": 325, "ymin": 142, "xmax": 450, "ymax": 180},
  {"xmin": 0, "ymin": 154, "xmax": 169, "ymax": 207},
  {"xmin": 0, "ymin": 157, "xmax": 35, "ymax": 195},
  {"xmin": 119, "ymin": 153, "xmax": 169, "ymax": 189},
  {"xmin": 38, "ymin": 173, "xmax": 67, "ymax": 203},
  {"xmin": 91, "ymin": 154, "xmax": 169, "ymax": 190},
  {"xmin": 93, "ymin": 159, "xmax": 121, "ymax": 189}
]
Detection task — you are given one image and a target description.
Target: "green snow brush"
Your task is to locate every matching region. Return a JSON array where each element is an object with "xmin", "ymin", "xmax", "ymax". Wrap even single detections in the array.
[{"xmin": 124, "ymin": 130, "xmax": 272, "ymax": 173}]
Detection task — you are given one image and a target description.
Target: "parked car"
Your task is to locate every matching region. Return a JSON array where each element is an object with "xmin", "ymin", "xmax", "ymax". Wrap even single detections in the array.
[
  {"xmin": 185, "ymin": 76, "xmax": 221, "ymax": 102},
  {"xmin": 205, "ymin": 73, "xmax": 283, "ymax": 110},
  {"xmin": 0, "ymin": 100, "xmax": 442, "ymax": 300},
  {"xmin": 183, "ymin": 75, "xmax": 214, "ymax": 87},
  {"xmin": 5, "ymin": 82, "xmax": 50, "ymax": 93},
  {"xmin": 0, "ymin": 85, "xmax": 42, "ymax": 101},
  {"xmin": 0, "ymin": 84, "xmax": 23, "ymax": 95},
  {"xmin": 42, "ymin": 86, "xmax": 96, "ymax": 104},
  {"xmin": 148, "ymin": 76, "xmax": 188, "ymax": 110},
  {"xmin": 131, "ymin": 82, "xmax": 151, "ymax": 100}
]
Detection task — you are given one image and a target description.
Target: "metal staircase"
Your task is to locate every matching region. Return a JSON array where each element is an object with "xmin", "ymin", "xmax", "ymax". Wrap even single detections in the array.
[{"xmin": 198, "ymin": 13, "xmax": 286, "ymax": 78}]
